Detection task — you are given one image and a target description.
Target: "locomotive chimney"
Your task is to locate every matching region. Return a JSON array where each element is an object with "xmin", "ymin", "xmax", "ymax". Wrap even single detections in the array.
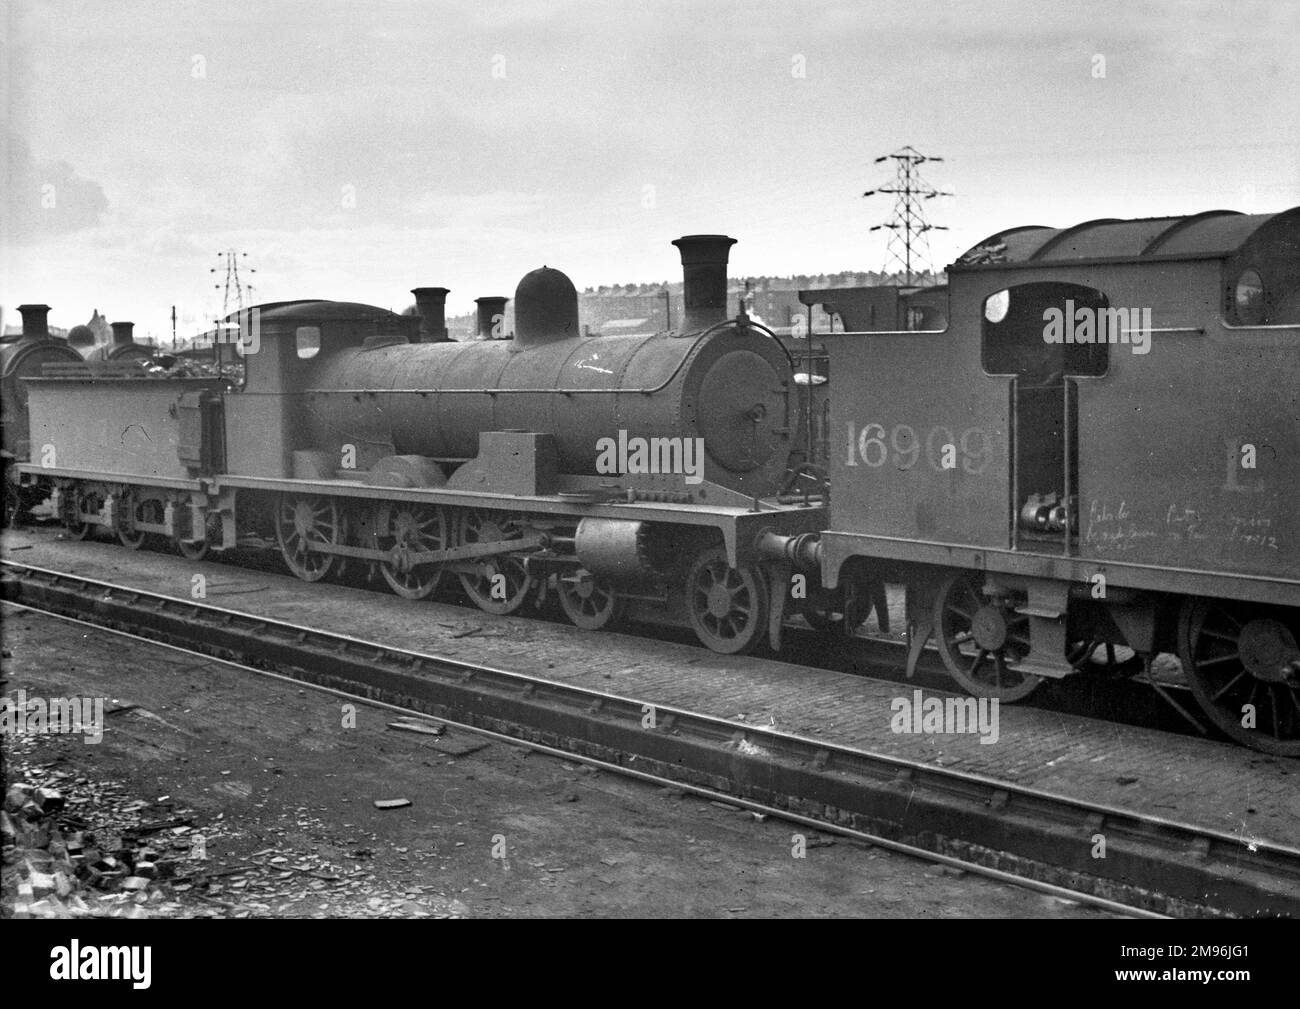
[
  {"xmin": 671, "ymin": 234, "xmax": 737, "ymax": 333},
  {"xmin": 513, "ymin": 266, "xmax": 578, "ymax": 350},
  {"xmin": 111, "ymin": 321, "xmax": 135, "ymax": 346},
  {"xmin": 475, "ymin": 296, "xmax": 508, "ymax": 339},
  {"xmin": 18, "ymin": 304, "xmax": 51, "ymax": 340},
  {"xmin": 411, "ymin": 287, "xmax": 450, "ymax": 343}
]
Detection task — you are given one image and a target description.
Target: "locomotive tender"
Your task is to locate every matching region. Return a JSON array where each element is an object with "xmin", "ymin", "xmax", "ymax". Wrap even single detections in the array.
[{"xmin": 11, "ymin": 207, "xmax": 1300, "ymax": 755}]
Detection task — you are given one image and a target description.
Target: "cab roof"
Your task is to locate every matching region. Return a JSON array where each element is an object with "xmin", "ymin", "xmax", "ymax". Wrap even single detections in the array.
[
  {"xmin": 223, "ymin": 300, "xmax": 405, "ymax": 325},
  {"xmin": 954, "ymin": 207, "xmax": 1300, "ymax": 271}
]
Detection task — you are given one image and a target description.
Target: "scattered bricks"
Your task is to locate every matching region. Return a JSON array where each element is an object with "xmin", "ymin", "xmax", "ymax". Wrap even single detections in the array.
[
  {"xmin": 131, "ymin": 817, "xmax": 192, "ymax": 835},
  {"xmin": 24, "ymin": 822, "xmax": 52, "ymax": 849},
  {"xmin": 34, "ymin": 787, "xmax": 65, "ymax": 813},
  {"xmin": 4, "ymin": 783, "xmax": 33, "ymax": 813},
  {"xmin": 16, "ymin": 880, "xmax": 34, "ymax": 902},
  {"xmin": 387, "ymin": 719, "xmax": 445, "ymax": 738},
  {"xmin": 134, "ymin": 861, "xmax": 158, "ymax": 879},
  {"xmin": 121, "ymin": 876, "xmax": 150, "ymax": 891},
  {"xmin": 54, "ymin": 871, "xmax": 74, "ymax": 898},
  {"xmin": 372, "ymin": 799, "xmax": 412, "ymax": 810},
  {"xmin": 154, "ymin": 860, "xmax": 176, "ymax": 880},
  {"xmin": 91, "ymin": 860, "xmax": 126, "ymax": 885},
  {"xmin": 20, "ymin": 800, "xmax": 43, "ymax": 821},
  {"xmin": 0, "ymin": 810, "xmax": 15, "ymax": 845},
  {"xmin": 28, "ymin": 870, "xmax": 57, "ymax": 896}
]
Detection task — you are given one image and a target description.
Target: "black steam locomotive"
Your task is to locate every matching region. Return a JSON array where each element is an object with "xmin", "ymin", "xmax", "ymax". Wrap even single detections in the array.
[{"xmin": 8, "ymin": 207, "xmax": 1300, "ymax": 755}]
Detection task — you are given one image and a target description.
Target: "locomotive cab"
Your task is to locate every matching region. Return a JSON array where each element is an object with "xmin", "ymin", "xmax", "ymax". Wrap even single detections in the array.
[
  {"xmin": 222, "ymin": 300, "xmax": 411, "ymax": 478},
  {"xmin": 980, "ymin": 280, "xmax": 1110, "ymax": 544},
  {"xmin": 819, "ymin": 205, "xmax": 1300, "ymax": 753}
]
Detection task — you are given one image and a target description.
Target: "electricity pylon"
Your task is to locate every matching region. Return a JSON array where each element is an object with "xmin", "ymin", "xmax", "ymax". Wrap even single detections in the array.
[
  {"xmin": 863, "ymin": 147, "xmax": 950, "ymax": 286},
  {"xmin": 211, "ymin": 250, "xmax": 256, "ymax": 319}
]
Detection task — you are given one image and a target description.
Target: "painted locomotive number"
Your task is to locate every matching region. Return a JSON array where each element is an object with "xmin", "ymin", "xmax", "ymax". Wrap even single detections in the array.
[
  {"xmin": 856, "ymin": 424, "xmax": 887, "ymax": 467},
  {"xmin": 847, "ymin": 422, "xmax": 992, "ymax": 474},
  {"xmin": 959, "ymin": 428, "xmax": 991, "ymax": 474},
  {"xmin": 891, "ymin": 425, "xmax": 920, "ymax": 469}
]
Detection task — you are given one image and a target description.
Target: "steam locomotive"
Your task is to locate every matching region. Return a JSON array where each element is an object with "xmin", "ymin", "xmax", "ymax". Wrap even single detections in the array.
[{"xmin": 8, "ymin": 207, "xmax": 1300, "ymax": 755}]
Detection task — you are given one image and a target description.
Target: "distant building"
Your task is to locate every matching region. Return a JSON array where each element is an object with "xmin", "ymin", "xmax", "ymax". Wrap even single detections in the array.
[
  {"xmin": 577, "ymin": 273, "xmax": 943, "ymax": 337},
  {"xmin": 86, "ymin": 309, "xmax": 111, "ymax": 345}
]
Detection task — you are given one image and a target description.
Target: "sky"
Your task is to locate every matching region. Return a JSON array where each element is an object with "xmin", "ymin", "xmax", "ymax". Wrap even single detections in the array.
[{"xmin": 3, "ymin": 0, "xmax": 1298, "ymax": 341}]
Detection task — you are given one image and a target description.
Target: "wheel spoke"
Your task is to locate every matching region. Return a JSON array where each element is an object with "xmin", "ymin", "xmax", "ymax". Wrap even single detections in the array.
[
  {"xmin": 1195, "ymin": 652, "xmax": 1241, "ymax": 670},
  {"xmin": 1210, "ymin": 670, "xmax": 1248, "ymax": 703},
  {"xmin": 1208, "ymin": 606, "xmax": 1244, "ymax": 631}
]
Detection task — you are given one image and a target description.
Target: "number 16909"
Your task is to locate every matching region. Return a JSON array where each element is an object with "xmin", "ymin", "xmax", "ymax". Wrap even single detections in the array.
[{"xmin": 845, "ymin": 422, "xmax": 992, "ymax": 474}]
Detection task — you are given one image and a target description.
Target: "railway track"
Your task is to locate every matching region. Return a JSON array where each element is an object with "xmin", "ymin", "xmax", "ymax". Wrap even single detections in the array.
[
  {"xmin": 6, "ymin": 520, "xmax": 1211, "ymax": 746},
  {"xmin": 3, "ymin": 558, "xmax": 1298, "ymax": 918}
]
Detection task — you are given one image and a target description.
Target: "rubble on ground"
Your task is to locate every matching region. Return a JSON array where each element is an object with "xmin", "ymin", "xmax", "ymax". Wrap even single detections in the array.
[{"xmin": 2, "ymin": 753, "xmax": 467, "ymax": 919}]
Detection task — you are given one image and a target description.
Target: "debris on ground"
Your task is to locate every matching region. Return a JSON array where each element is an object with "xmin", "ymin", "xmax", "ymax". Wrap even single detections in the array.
[{"xmin": 1, "ymin": 749, "xmax": 466, "ymax": 919}]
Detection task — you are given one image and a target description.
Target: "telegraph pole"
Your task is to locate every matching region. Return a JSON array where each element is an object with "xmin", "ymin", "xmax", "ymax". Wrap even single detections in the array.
[{"xmin": 863, "ymin": 147, "xmax": 950, "ymax": 286}]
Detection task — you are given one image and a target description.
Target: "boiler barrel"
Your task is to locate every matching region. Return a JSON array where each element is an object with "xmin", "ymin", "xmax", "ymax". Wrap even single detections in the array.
[{"xmin": 302, "ymin": 326, "xmax": 794, "ymax": 496}]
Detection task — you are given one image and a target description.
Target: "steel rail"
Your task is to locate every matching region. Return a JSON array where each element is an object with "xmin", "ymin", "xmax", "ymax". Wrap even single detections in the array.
[
  {"xmin": 4, "ymin": 559, "xmax": 1297, "ymax": 918},
  {"xmin": 2, "ymin": 597, "xmax": 1156, "ymax": 919}
]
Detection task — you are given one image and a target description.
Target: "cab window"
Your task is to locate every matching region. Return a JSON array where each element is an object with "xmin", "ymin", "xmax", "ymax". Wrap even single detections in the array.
[
  {"xmin": 296, "ymin": 326, "xmax": 321, "ymax": 359},
  {"xmin": 982, "ymin": 282, "xmax": 1110, "ymax": 382}
]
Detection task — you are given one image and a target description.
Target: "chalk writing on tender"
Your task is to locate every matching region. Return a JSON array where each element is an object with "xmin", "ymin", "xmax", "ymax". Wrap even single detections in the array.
[
  {"xmin": 1086, "ymin": 500, "xmax": 1282, "ymax": 554},
  {"xmin": 1164, "ymin": 504, "xmax": 1210, "ymax": 545},
  {"xmin": 1226, "ymin": 514, "xmax": 1279, "ymax": 551},
  {"xmin": 1084, "ymin": 499, "xmax": 1156, "ymax": 552}
]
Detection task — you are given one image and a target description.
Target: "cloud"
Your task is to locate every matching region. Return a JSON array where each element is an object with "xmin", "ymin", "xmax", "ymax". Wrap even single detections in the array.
[
  {"xmin": 2, "ymin": 0, "xmax": 1296, "ymax": 342},
  {"xmin": 1, "ymin": 133, "xmax": 110, "ymax": 243}
]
